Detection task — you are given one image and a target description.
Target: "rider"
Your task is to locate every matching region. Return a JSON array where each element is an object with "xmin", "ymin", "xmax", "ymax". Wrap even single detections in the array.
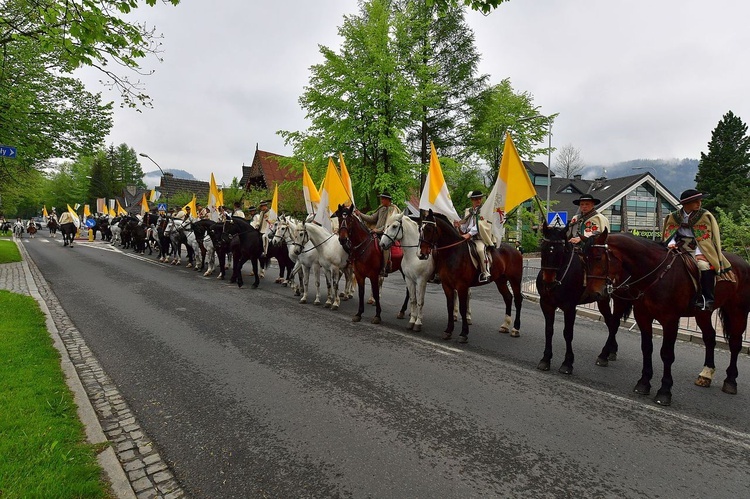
[
  {"xmin": 663, "ymin": 189, "xmax": 732, "ymax": 311},
  {"xmin": 246, "ymin": 205, "xmax": 257, "ymax": 222},
  {"xmin": 232, "ymin": 201, "xmax": 245, "ymax": 219},
  {"xmin": 47, "ymin": 208, "xmax": 57, "ymax": 225},
  {"xmin": 355, "ymin": 192, "xmax": 401, "ymax": 277},
  {"xmin": 252, "ymin": 200, "xmax": 272, "ymax": 256},
  {"xmin": 454, "ymin": 190, "xmax": 492, "ymax": 283},
  {"xmin": 568, "ymin": 194, "xmax": 609, "ymax": 247},
  {"xmin": 175, "ymin": 205, "xmax": 192, "ymax": 221},
  {"xmin": 196, "ymin": 202, "xmax": 210, "ymax": 220}
]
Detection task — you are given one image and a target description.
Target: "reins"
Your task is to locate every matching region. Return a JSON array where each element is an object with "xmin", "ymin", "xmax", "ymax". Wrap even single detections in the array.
[{"xmin": 591, "ymin": 243, "xmax": 679, "ymax": 300}]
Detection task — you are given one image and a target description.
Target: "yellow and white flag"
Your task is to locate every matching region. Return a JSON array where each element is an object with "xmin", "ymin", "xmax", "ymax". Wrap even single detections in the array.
[
  {"xmin": 267, "ymin": 184, "xmax": 279, "ymax": 224},
  {"xmin": 419, "ymin": 142, "xmax": 460, "ymax": 221},
  {"xmin": 140, "ymin": 192, "xmax": 149, "ymax": 215},
  {"xmin": 116, "ymin": 200, "xmax": 127, "ymax": 216},
  {"xmin": 313, "ymin": 157, "xmax": 349, "ymax": 231},
  {"xmin": 302, "ymin": 164, "xmax": 320, "ymax": 215},
  {"xmin": 42, "ymin": 205, "xmax": 48, "ymax": 218},
  {"xmin": 183, "ymin": 194, "xmax": 196, "ymax": 217},
  {"xmin": 67, "ymin": 204, "xmax": 81, "ymax": 229},
  {"xmin": 83, "ymin": 204, "xmax": 91, "ymax": 217},
  {"xmin": 149, "ymin": 189, "xmax": 161, "ymax": 203},
  {"xmin": 338, "ymin": 152, "xmax": 355, "ymax": 207},
  {"xmin": 208, "ymin": 173, "xmax": 221, "ymax": 221},
  {"xmin": 108, "ymin": 207, "xmax": 117, "ymax": 218},
  {"xmin": 480, "ymin": 133, "xmax": 538, "ymax": 242},
  {"xmin": 96, "ymin": 198, "xmax": 107, "ymax": 214}
]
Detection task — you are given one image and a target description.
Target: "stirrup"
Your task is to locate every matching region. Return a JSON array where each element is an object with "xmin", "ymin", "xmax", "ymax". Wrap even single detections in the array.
[{"xmin": 478, "ymin": 273, "xmax": 490, "ymax": 283}]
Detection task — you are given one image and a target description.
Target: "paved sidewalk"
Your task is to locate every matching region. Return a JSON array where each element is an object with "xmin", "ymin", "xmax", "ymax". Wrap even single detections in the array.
[{"xmin": 1, "ymin": 239, "xmax": 186, "ymax": 499}]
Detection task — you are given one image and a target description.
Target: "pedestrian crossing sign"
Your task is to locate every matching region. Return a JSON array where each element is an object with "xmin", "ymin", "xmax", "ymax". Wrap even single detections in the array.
[
  {"xmin": 547, "ymin": 211, "xmax": 567, "ymax": 228},
  {"xmin": 158, "ymin": 203, "xmax": 167, "ymax": 212}
]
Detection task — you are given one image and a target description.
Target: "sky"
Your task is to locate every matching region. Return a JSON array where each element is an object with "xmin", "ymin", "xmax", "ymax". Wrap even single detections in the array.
[{"xmin": 77, "ymin": 1, "xmax": 750, "ymax": 187}]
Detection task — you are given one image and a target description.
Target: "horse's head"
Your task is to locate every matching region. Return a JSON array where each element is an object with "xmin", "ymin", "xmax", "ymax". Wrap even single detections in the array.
[
  {"xmin": 418, "ymin": 209, "xmax": 437, "ymax": 260},
  {"xmin": 381, "ymin": 213, "xmax": 404, "ymax": 250},
  {"xmin": 582, "ymin": 228, "xmax": 616, "ymax": 300},
  {"xmin": 272, "ymin": 218, "xmax": 287, "ymax": 246},
  {"xmin": 334, "ymin": 204, "xmax": 355, "ymax": 253},
  {"xmin": 539, "ymin": 221, "xmax": 573, "ymax": 286},
  {"xmin": 294, "ymin": 224, "xmax": 309, "ymax": 256}
]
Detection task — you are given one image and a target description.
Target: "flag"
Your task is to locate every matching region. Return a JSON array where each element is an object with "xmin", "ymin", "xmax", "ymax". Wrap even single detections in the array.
[
  {"xmin": 116, "ymin": 200, "xmax": 127, "ymax": 216},
  {"xmin": 302, "ymin": 164, "xmax": 320, "ymax": 215},
  {"xmin": 42, "ymin": 205, "xmax": 48, "ymax": 218},
  {"xmin": 338, "ymin": 152, "xmax": 355, "ymax": 207},
  {"xmin": 419, "ymin": 142, "xmax": 460, "ymax": 221},
  {"xmin": 208, "ymin": 173, "xmax": 221, "ymax": 221},
  {"xmin": 267, "ymin": 184, "xmax": 279, "ymax": 223},
  {"xmin": 480, "ymin": 133, "xmax": 538, "ymax": 243},
  {"xmin": 108, "ymin": 207, "xmax": 116, "ymax": 218},
  {"xmin": 83, "ymin": 204, "xmax": 91, "ymax": 217},
  {"xmin": 149, "ymin": 189, "xmax": 161, "ymax": 202},
  {"xmin": 140, "ymin": 192, "xmax": 149, "ymax": 215},
  {"xmin": 67, "ymin": 204, "xmax": 81, "ymax": 229},
  {"xmin": 96, "ymin": 198, "xmax": 106, "ymax": 214},
  {"xmin": 183, "ymin": 194, "xmax": 196, "ymax": 217},
  {"xmin": 313, "ymin": 157, "xmax": 349, "ymax": 231},
  {"xmin": 217, "ymin": 188, "xmax": 224, "ymax": 209},
  {"xmin": 74, "ymin": 203, "xmax": 80, "ymax": 211}
]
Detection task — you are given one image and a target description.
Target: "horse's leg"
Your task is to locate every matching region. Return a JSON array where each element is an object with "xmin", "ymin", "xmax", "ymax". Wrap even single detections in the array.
[
  {"xmin": 558, "ymin": 305, "xmax": 578, "ymax": 375},
  {"xmin": 633, "ymin": 310, "xmax": 655, "ymax": 396},
  {"xmin": 495, "ymin": 279, "xmax": 515, "ymax": 336},
  {"xmin": 537, "ymin": 299, "xmax": 557, "ymax": 371},
  {"xmin": 457, "ymin": 286, "xmax": 470, "ymax": 342},
  {"xmin": 251, "ymin": 257, "xmax": 260, "ymax": 289},
  {"xmin": 313, "ymin": 263, "xmax": 322, "ymax": 305},
  {"xmin": 442, "ymin": 282, "xmax": 455, "ymax": 340},
  {"xmin": 300, "ymin": 265, "xmax": 310, "ymax": 304},
  {"xmin": 323, "ymin": 267, "xmax": 333, "ymax": 308},
  {"xmin": 718, "ymin": 308, "xmax": 746, "ymax": 395},
  {"xmin": 331, "ymin": 267, "xmax": 341, "ymax": 311},
  {"xmin": 371, "ymin": 275, "xmax": 382, "ymax": 324},
  {"xmin": 654, "ymin": 319, "xmax": 680, "ymax": 406},
  {"xmin": 509, "ymin": 275, "xmax": 523, "ymax": 336},
  {"xmin": 694, "ymin": 312, "xmax": 718, "ymax": 387},
  {"xmin": 596, "ymin": 299, "xmax": 620, "ymax": 366},
  {"xmin": 414, "ymin": 278, "xmax": 428, "ymax": 333},
  {"xmin": 353, "ymin": 272, "xmax": 365, "ymax": 322}
]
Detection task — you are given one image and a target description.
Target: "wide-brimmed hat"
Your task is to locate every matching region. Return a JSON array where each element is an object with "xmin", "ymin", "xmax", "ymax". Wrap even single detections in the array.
[
  {"xmin": 573, "ymin": 194, "xmax": 601, "ymax": 206},
  {"xmin": 379, "ymin": 192, "xmax": 392, "ymax": 200},
  {"xmin": 259, "ymin": 200, "xmax": 270, "ymax": 206},
  {"xmin": 467, "ymin": 190, "xmax": 484, "ymax": 199},
  {"xmin": 679, "ymin": 189, "xmax": 704, "ymax": 204},
  {"xmin": 247, "ymin": 205, "xmax": 256, "ymax": 211}
]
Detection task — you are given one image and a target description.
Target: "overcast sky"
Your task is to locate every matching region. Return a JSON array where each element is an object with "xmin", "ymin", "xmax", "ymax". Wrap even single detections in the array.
[{"xmin": 78, "ymin": 0, "xmax": 750, "ymax": 187}]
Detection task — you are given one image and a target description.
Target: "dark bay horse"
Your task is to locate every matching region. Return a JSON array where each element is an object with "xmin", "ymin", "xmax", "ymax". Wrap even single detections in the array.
[
  {"xmin": 418, "ymin": 209, "xmax": 523, "ymax": 343},
  {"xmin": 47, "ymin": 217, "xmax": 59, "ymax": 238},
  {"xmin": 222, "ymin": 217, "xmax": 262, "ymax": 288},
  {"xmin": 584, "ymin": 230, "xmax": 750, "ymax": 406},
  {"xmin": 334, "ymin": 204, "xmax": 388, "ymax": 324},
  {"xmin": 537, "ymin": 222, "xmax": 631, "ymax": 374},
  {"xmin": 60, "ymin": 222, "xmax": 77, "ymax": 247}
]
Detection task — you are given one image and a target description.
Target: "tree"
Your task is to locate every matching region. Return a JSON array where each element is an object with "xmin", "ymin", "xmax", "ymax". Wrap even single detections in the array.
[
  {"xmin": 1, "ymin": 0, "xmax": 181, "ymax": 107},
  {"xmin": 427, "ymin": 0, "xmax": 511, "ymax": 14},
  {"xmin": 554, "ymin": 144, "xmax": 584, "ymax": 179},
  {"xmin": 695, "ymin": 111, "xmax": 750, "ymax": 214}
]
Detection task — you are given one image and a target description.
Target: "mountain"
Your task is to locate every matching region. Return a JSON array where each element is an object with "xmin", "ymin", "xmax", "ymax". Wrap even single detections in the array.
[
  {"xmin": 582, "ymin": 158, "xmax": 699, "ymax": 198},
  {"xmin": 143, "ymin": 169, "xmax": 197, "ymax": 188}
]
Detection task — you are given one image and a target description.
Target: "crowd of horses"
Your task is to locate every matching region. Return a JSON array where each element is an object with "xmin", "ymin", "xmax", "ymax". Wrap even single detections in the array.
[{"xmin": 16, "ymin": 206, "xmax": 750, "ymax": 407}]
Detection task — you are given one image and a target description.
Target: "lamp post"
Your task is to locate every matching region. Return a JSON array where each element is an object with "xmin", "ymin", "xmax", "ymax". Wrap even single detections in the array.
[
  {"xmin": 139, "ymin": 153, "xmax": 168, "ymax": 209},
  {"xmin": 632, "ymin": 166, "xmax": 660, "ymax": 239},
  {"xmin": 516, "ymin": 114, "xmax": 553, "ymax": 214}
]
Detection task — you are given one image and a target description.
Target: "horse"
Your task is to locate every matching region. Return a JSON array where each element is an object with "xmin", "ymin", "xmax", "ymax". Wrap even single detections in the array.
[
  {"xmin": 90, "ymin": 216, "xmax": 110, "ymax": 241},
  {"xmin": 26, "ymin": 222, "xmax": 37, "ymax": 238},
  {"xmin": 300, "ymin": 221, "xmax": 351, "ymax": 310},
  {"xmin": 274, "ymin": 216, "xmax": 323, "ymax": 303},
  {"xmin": 47, "ymin": 217, "xmax": 59, "ymax": 238},
  {"xmin": 262, "ymin": 220, "xmax": 296, "ymax": 285},
  {"xmin": 165, "ymin": 218, "xmax": 197, "ymax": 266},
  {"xmin": 335, "ymin": 204, "xmax": 391, "ymax": 324},
  {"xmin": 584, "ymin": 230, "xmax": 750, "ymax": 406},
  {"xmin": 60, "ymin": 222, "xmax": 77, "ymax": 247},
  {"xmin": 222, "ymin": 217, "xmax": 262, "ymax": 288},
  {"xmin": 208, "ymin": 221, "xmax": 233, "ymax": 279},
  {"xmin": 191, "ymin": 219, "xmax": 218, "ymax": 273},
  {"xmin": 418, "ymin": 209, "xmax": 523, "ymax": 343},
  {"xmin": 536, "ymin": 222, "xmax": 631, "ymax": 374}
]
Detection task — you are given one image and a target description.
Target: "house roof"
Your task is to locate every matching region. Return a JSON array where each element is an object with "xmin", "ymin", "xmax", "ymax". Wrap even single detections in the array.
[
  {"xmin": 158, "ymin": 175, "xmax": 210, "ymax": 200},
  {"xmin": 241, "ymin": 149, "xmax": 300, "ymax": 190},
  {"xmin": 523, "ymin": 160, "xmax": 556, "ymax": 178}
]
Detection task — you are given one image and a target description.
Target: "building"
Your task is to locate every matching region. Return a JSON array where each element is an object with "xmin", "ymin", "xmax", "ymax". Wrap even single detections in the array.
[{"xmin": 239, "ymin": 146, "xmax": 300, "ymax": 190}]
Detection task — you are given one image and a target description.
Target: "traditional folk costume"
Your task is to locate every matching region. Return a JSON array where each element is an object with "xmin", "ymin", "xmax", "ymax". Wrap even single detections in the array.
[
  {"xmin": 568, "ymin": 194, "xmax": 609, "ymax": 244},
  {"xmin": 358, "ymin": 192, "xmax": 401, "ymax": 277},
  {"xmin": 458, "ymin": 190, "xmax": 492, "ymax": 283}
]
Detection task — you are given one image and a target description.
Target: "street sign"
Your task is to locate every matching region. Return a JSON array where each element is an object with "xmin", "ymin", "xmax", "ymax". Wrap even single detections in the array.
[
  {"xmin": 158, "ymin": 203, "xmax": 167, "ymax": 212},
  {"xmin": 85, "ymin": 218, "xmax": 96, "ymax": 228},
  {"xmin": 0, "ymin": 146, "xmax": 17, "ymax": 158},
  {"xmin": 547, "ymin": 211, "xmax": 567, "ymax": 228}
]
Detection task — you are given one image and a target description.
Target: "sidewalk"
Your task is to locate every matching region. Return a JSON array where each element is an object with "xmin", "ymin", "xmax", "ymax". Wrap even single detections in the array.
[{"xmin": 1, "ymin": 239, "xmax": 186, "ymax": 499}]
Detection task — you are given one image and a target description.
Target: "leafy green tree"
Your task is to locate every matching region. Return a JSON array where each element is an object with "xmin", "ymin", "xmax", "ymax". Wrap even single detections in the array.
[
  {"xmin": 695, "ymin": 111, "xmax": 750, "ymax": 214},
  {"xmin": 427, "ymin": 0, "xmax": 510, "ymax": 14},
  {"xmin": 715, "ymin": 206, "xmax": 750, "ymax": 258}
]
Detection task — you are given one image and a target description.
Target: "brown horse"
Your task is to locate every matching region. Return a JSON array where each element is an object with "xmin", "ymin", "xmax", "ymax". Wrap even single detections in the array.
[
  {"xmin": 418, "ymin": 209, "xmax": 523, "ymax": 343},
  {"xmin": 584, "ymin": 229, "xmax": 750, "ymax": 406},
  {"xmin": 335, "ymin": 204, "xmax": 393, "ymax": 324}
]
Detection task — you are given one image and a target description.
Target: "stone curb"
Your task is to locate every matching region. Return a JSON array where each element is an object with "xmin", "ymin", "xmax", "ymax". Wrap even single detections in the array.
[{"xmin": 13, "ymin": 240, "xmax": 187, "ymax": 499}]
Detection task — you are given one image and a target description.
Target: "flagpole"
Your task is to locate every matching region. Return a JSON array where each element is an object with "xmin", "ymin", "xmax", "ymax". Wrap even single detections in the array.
[
  {"xmin": 139, "ymin": 153, "xmax": 169, "ymax": 210},
  {"xmin": 516, "ymin": 114, "xmax": 553, "ymax": 215}
]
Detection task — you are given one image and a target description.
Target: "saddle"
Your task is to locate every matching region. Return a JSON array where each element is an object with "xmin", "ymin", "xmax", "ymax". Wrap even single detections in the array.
[{"xmin": 467, "ymin": 239, "xmax": 491, "ymax": 272}]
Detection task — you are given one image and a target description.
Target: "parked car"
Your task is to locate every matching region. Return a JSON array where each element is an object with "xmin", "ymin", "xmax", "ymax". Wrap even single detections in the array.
[{"xmin": 32, "ymin": 216, "xmax": 46, "ymax": 229}]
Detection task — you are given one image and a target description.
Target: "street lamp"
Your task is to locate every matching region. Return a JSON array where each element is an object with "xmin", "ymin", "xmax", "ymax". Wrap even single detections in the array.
[
  {"xmin": 139, "ymin": 153, "xmax": 168, "ymax": 209},
  {"xmin": 632, "ymin": 166, "xmax": 660, "ymax": 239},
  {"xmin": 516, "ymin": 114, "xmax": 553, "ymax": 214}
]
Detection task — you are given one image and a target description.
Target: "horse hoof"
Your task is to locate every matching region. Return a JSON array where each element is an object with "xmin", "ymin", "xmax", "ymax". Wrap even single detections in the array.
[
  {"xmin": 314, "ymin": 300, "xmax": 321, "ymax": 306},
  {"xmin": 458, "ymin": 335, "xmax": 468, "ymax": 344},
  {"xmin": 367, "ymin": 298, "xmax": 375, "ymax": 305},
  {"xmin": 441, "ymin": 332, "xmax": 452, "ymax": 341},
  {"xmin": 324, "ymin": 303, "xmax": 332, "ymax": 309},
  {"xmin": 342, "ymin": 296, "xmax": 349, "ymax": 301},
  {"xmin": 252, "ymin": 283, "xmax": 258, "ymax": 289},
  {"xmin": 407, "ymin": 322, "xmax": 414, "ymax": 330},
  {"xmin": 352, "ymin": 315, "xmax": 361, "ymax": 322},
  {"xmin": 331, "ymin": 305, "xmax": 339, "ymax": 311},
  {"xmin": 653, "ymin": 391, "xmax": 672, "ymax": 406},
  {"xmin": 722, "ymin": 381, "xmax": 738, "ymax": 395},
  {"xmin": 300, "ymin": 298, "xmax": 307, "ymax": 304},
  {"xmin": 413, "ymin": 324, "xmax": 422, "ymax": 333},
  {"xmin": 467, "ymin": 319, "xmax": 472, "ymax": 325},
  {"xmin": 499, "ymin": 326, "xmax": 510, "ymax": 334},
  {"xmin": 294, "ymin": 290, "xmax": 300, "ymax": 296},
  {"xmin": 694, "ymin": 376, "xmax": 712, "ymax": 388},
  {"xmin": 397, "ymin": 311, "xmax": 405, "ymax": 319},
  {"xmin": 595, "ymin": 357, "xmax": 609, "ymax": 367},
  {"xmin": 537, "ymin": 360, "xmax": 551, "ymax": 371},
  {"xmin": 510, "ymin": 329, "xmax": 520, "ymax": 338},
  {"xmin": 633, "ymin": 382, "xmax": 651, "ymax": 395},
  {"xmin": 558, "ymin": 364, "xmax": 573, "ymax": 375},
  {"xmin": 608, "ymin": 352, "xmax": 618, "ymax": 361},
  {"xmin": 371, "ymin": 317, "xmax": 381, "ymax": 324}
]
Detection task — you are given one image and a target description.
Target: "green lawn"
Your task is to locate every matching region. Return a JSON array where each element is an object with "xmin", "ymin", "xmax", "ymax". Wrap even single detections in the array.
[
  {"xmin": 0, "ymin": 239, "xmax": 21, "ymax": 264},
  {"xmin": 0, "ymin": 290, "xmax": 109, "ymax": 497}
]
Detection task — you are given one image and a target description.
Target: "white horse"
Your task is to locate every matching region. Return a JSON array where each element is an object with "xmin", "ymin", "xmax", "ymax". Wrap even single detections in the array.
[
  {"xmin": 299, "ymin": 222, "xmax": 353, "ymax": 310},
  {"xmin": 13, "ymin": 221, "xmax": 24, "ymax": 238},
  {"xmin": 165, "ymin": 219, "xmax": 201, "ymax": 267},
  {"xmin": 272, "ymin": 216, "xmax": 316, "ymax": 301}
]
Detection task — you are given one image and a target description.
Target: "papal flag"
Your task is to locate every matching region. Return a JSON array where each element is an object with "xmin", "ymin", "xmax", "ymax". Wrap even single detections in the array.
[
  {"xmin": 183, "ymin": 194, "xmax": 197, "ymax": 217},
  {"xmin": 83, "ymin": 204, "xmax": 91, "ymax": 217},
  {"xmin": 116, "ymin": 200, "xmax": 127, "ymax": 216},
  {"xmin": 208, "ymin": 173, "xmax": 221, "ymax": 221},
  {"xmin": 140, "ymin": 192, "xmax": 149, "ymax": 215},
  {"xmin": 302, "ymin": 164, "xmax": 320, "ymax": 215},
  {"xmin": 149, "ymin": 189, "xmax": 161, "ymax": 203},
  {"xmin": 419, "ymin": 142, "xmax": 460, "ymax": 221},
  {"xmin": 109, "ymin": 207, "xmax": 117, "ymax": 218},
  {"xmin": 313, "ymin": 157, "xmax": 349, "ymax": 232},
  {"xmin": 96, "ymin": 198, "xmax": 107, "ymax": 214},
  {"xmin": 42, "ymin": 205, "xmax": 48, "ymax": 218},
  {"xmin": 267, "ymin": 184, "xmax": 279, "ymax": 224},
  {"xmin": 67, "ymin": 204, "xmax": 81, "ymax": 229},
  {"xmin": 480, "ymin": 133, "xmax": 537, "ymax": 243},
  {"xmin": 338, "ymin": 152, "xmax": 355, "ymax": 207}
]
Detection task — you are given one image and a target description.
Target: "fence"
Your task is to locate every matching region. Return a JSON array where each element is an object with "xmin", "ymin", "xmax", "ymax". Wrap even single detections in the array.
[{"xmin": 520, "ymin": 260, "xmax": 750, "ymax": 353}]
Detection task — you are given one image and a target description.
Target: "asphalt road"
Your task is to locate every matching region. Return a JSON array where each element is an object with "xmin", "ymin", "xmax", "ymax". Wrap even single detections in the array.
[{"xmin": 22, "ymin": 235, "xmax": 750, "ymax": 498}]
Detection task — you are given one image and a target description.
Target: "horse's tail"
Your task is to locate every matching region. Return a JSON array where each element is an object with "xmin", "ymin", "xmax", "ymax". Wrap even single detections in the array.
[
  {"xmin": 619, "ymin": 302, "xmax": 633, "ymax": 322},
  {"xmin": 718, "ymin": 307, "xmax": 731, "ymax": 343}
]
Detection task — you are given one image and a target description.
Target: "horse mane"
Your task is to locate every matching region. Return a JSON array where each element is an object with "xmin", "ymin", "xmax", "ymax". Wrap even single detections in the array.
[{"xmin": 431, "ymin": 212, "xmax": 460, "ymax": 237}]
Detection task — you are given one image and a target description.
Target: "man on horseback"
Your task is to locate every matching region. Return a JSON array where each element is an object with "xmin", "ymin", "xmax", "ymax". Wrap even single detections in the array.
[
  {"xmin": 568, "ymin": 194, "xmax": 609, "ymax": 247},
  {"xmin": 454, "ymin": 190, "xmax": 492, "ymax": 283},
  {"xmin": 232, "ymin": 201, "xmax": 245, "ymax": 219},
  {"xmin": 196, "ymin": 202, "xmax": 209, "ymax": 220},
  {"xmin": 663, "ymin": 189, "xmax": 732, "ymax": 311},
  {"xmin": 355, "ymin": 192, "xmax": 401, "ymax": 277}
]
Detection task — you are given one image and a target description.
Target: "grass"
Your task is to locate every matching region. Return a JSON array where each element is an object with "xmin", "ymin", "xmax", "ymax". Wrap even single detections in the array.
[
  {"xmin": 0, "ymin": 240, "xmax": 21, "ymax": 264},
  {"xmin": 0, "ymin": 290, "xmax": 108, "ymax": 498}
]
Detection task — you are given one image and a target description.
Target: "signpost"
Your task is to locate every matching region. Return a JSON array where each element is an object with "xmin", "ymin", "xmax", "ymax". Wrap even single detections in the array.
[
  {"xmin": 0, "ymin": 146, "xmax": 17, "ymax": 158},
  {"xmin": 547, "ymin": 211, "xmax": 567, "ymax": 228},
  {"xmin": 158, "ymin": 203, "xmax": 167, "ymax": 212}
]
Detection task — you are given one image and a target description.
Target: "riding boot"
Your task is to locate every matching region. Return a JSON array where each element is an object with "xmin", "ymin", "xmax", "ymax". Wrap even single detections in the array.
[
  {"xmin": 697, "ymin": 269, "xmax": 716, "ymax": 311},
  {"xmin": 478, "ymin": 251, "xmax": 490, "ymax": 283}
]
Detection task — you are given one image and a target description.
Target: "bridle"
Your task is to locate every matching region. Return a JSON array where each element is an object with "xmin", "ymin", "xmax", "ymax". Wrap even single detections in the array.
[
  {"xmin": 338, "ymin": 211, "xmax": 376, "ymax": 257},
  {"xmin": 381, "ymin": 218, "xmax": 404, "ymax": 249},
  {"xmin": 419, "ymin": 217, "xmax": 468, "ymax": 258},
  {"xmin": 540, "ymin": 237, "xmax": 575, "ymax": 286}
]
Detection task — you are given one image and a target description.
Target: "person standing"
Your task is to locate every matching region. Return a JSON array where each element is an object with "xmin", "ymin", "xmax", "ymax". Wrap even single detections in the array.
[
  {"xmin": 663, "ymin": 189, "xmax": 732, "ymax": 311},
  {"xmin": 454, "ymin": 190, "xmax": 491, "ymax": 283},
  {"xmin": 355, "ymin": 192, "xmax": 401, "ymax": 277}
]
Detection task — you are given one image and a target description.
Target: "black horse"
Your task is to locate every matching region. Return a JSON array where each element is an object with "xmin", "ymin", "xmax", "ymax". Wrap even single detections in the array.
[
  {"xmin": 262, "ymin": 222, "xmax": 295, "ymax": 285},
  {"xmin": 536, "ymin": 222, "xmax": 630, "ymax": 374},
  {"xmin": 222, "ymin": 217, "xmax": 262, "ymax": 288},
  {"xmin": 60, "ymin": 222, "xmax": 77, "ymax": 247},
  {"xmin": 208, "ymin": 221, "xmax": 232, "ymax": 279},
  {"xmin": 90, "ymin": 216, "xmax": 111, "ymax": 241},
  {"xmin": 47, "ymin": 217, "xmax": 59, "ymax": 238}
]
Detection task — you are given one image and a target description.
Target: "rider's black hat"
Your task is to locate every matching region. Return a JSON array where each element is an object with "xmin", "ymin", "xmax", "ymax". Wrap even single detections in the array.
[
  {"xmin": 247, "ymin": 205, "xmax": 256, "ymax": 212},
  {"xmin": 573, "ymin": 194, "xmax": 601, "ymax": 205},
  {"xmin": 467, "ymin": 190, "xmax": 484, "ymax": 199},
  {"xmin": 259, "ymin": 200, "xmax": 270, "ymax": 206},
  {"xmin": 379, "ymin": 192, "xmax": 392, "ymax": 200},
  {"xmin": 679, "ymin": 189, "xmax": 704, "ymax": 204}
]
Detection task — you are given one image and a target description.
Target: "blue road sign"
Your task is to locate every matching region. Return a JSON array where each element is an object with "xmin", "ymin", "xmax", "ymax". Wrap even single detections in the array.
[
  {"xmin": 85, "ymin": 218, "xmax": 96, "ymax": 228},
  {"xmin": 547, "ymin": 211, "xmax": 568, "ymax": 227},
  {"xmin": 0, "ymin": 146, "xmax": 17, "ymax": 158},
  {"xmin": 158, "ymin": 203, "xmax": 167, "ymax": 212}
]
